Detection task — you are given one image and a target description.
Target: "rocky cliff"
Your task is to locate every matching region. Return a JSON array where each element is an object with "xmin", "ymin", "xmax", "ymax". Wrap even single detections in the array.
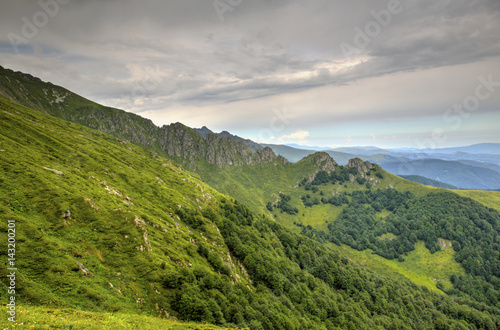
[{"xmin": 0, "ymin": 66, "xmax": 285, "ymax": 169}]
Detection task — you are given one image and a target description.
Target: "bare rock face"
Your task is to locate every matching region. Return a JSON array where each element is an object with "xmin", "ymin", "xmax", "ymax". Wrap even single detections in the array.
[
  {"xmin": 254, "ymin": 147, "xmax": 287, "ymax": 165},
  {"xmin": 0, "ymin": 66, "xmax": 287, "ymax": 170},
  {"xmin": 347, "ymin": 158, "xmax": 372, "ymax": 174},
  {"xmin": 306, "ymin": 152, "xmax": 337, "ymax": 172},
  {"xmin": 159, "ymin": 124, "xmax": 285, "ymax": 169}
]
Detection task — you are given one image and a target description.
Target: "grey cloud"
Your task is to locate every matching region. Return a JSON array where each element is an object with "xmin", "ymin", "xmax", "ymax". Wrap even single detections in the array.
[{"xmin": 1, "ymin": 0, "xmax": 499, "ymax": 136}]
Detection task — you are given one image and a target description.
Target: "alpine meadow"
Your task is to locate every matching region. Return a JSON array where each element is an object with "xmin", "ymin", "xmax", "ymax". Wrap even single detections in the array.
[{"xmin": 1, "ymin": 1, "xmax": 500, "ymax": 329}]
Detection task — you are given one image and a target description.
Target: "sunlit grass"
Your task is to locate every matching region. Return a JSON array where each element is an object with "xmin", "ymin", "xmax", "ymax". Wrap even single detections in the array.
[
  {"xmin": 329, "ymin": 240, "xmax": 465, "ymax": 293},
  {"xmin": 455, "ymin": 190, "xmax": 500, "ymax": 212},
  {"xmin": 2, "ymin": 306, "xmax": 236, "ymax": 329}
]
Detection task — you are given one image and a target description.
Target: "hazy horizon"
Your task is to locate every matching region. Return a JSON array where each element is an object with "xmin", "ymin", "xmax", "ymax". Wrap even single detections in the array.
[{"xmin": 1, "ymin": 0, "xmax": 499, "ymax": 148}]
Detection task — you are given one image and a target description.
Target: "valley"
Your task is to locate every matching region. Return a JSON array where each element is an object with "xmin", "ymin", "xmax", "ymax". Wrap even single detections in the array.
[{"xmin": 1, "ymin": 68, "xmax": 500, "ymax": 329}]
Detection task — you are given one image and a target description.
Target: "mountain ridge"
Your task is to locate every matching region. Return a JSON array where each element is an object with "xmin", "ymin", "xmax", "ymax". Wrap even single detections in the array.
[
  {"xmin": 4, "ymin": 95, "xmax": 498, "ymax": 328},
  {"xmin": 381, "ymin": 158, "xmax": 500, "ymax": 190},
  {"xmin": 0, "ymin": 65, "xmax": 283, "ymax": 170}
]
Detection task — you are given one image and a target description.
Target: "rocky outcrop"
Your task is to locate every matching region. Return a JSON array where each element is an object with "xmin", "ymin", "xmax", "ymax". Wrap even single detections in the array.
[
  {"xmin": 304, "ymin": 152, "xmax": 337, "ymax": 172},
  {"xmin": 195, "ymin": 126, "xmax": 263, "ymax": 152},
  {"xmin": 347, "ymin": 158, "xmax": 373, "ymax": 174},
  {"xmin": 0, "ymin": 66, "xmax": 285, "ymax": 170},
  {"xmin": 159, "ymin": 124, "xmax": 285, "ymax": 169}
]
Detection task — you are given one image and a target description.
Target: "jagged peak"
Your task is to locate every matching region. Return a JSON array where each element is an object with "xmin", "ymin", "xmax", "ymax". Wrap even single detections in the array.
[
  {"xmin": 194, "ymin": 126, "xmax": 215, "ymax": 138},
  {"xmin": 300, "ymin": 152, "xmax": 337, "ymax": 172},
  {"xmin": 346, "ymin": 157, "xmax": 373, "ymax": 174},
  {"xmin": 255, "ymin": 147, "xmax": 287, "ymax": 164}
]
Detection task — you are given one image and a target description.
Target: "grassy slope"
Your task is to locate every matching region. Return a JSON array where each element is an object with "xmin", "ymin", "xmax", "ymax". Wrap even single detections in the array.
[
  {"xmin": 5, "ymin": 97, "xmax": 497, "ymax": 329},
  {"xmin": 199, "ymin": 162, "xmax": 498, "ymax": 294},
  {"xmin": 0, "ymin": 97, "xmax": 248, "ymax": 327},
  {"xmin": 455, "ymin": 190, "xmax": 500, "ymax": 213},
  {"xmin": 332, "ymin": 240, "xmax": 464, "ymax": 294},
  {"xmin": 400, "ymin": 175, "xmax": 458, "ymax": 189},
  {"xmin": 5, "ymin": 306, "xmax": 233, "ymax": 330},
  {"xmin": 3, "ymin": 66, "xmax": 500, "ymax": 320}
]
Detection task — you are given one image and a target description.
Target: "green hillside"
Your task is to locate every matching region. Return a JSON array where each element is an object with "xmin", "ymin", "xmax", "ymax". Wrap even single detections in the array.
[
  {"xmin": 0, "ymin": 65, "xmax": 285, "ymax": 170},
  {"xmin": 400, "ymin": 175, "xmax": 458, "ymax": 189},
  {"xmin": 2, "ymin": 92, "xmax": 500, "ymax": 328},
  {"xmin": 381, "ymin": 158, "xmax": 500, "ymax": 190},
  {"xmin": 196, "ymin": 153, "xmax": 500, "ymax": 313}
]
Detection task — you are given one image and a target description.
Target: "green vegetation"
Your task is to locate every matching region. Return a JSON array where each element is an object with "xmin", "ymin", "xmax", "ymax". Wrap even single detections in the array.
[
  {"xmin": 0, "ymin": 65, "xmax": 281, "ymax": 171},
  {"xmin": 274, "ymin": 193, "xmax": 299, "ymax": 215},
  {"xmin": 332, "ymin": 240, "xmax": 465, "ymax": 293},
  {"xmin": 302, "ymin": 188, "xmax": 500, "ymax": 310},
  {"xmin": 2, "ymin": 93, "xmax": 500, "ymax": 328},
  {"xmin": 3, "ymin": 306, "xmax": 233, "ymax": 329},
  {"xmin": 456, "ymin": 190, "xmax": 500, "ymax": 213},
  {"xmin": 400, "ymin": 175, "xmax": 458, "ymax": 189},
  {"xmin": 3, "ymin": 67, "xmax": 500, "ymax": 328}
]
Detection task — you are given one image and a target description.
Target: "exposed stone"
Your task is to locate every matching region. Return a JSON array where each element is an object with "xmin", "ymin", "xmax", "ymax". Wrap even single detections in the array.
[
  {"xmin": 61, "ymin": 210, "xmax": 71, "ymax": 219},
  {"xmin": 134, "ymin": 216, "xmax": 146, "ymax": 229},
  {"xmin": 347, "ymin": 158, "xmax": 372, "ymax": 174},
  {"xmin": 2, "ymin": 66, "xmax": 290, "ymax": 171},
  {"xmin": 77, "ymin": 262, "xmax": 90, "ymax": 276},
  {"xmin": 43, "ymin": 166, "xmax": 64, "ymax": 175},
  {"xmin": 305, "ymin": 152, "xmax": 337, "ymax": 172}
]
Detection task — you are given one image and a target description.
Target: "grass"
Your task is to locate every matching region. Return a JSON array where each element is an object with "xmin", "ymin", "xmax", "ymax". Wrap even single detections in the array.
[
  {"xmin": 455, "ymin": 189, "xmax": 500, "ymax": 212},
  {"xmin": 1, "ymin": 306, "xmax": 236, "ymax": 329},
  {"xmin": 329, "ymin": 240, "xmax": 465, "ymax": 293},
  {"xmin": 198, "ymin": 158, "xmax": 494, "ymax": 296},
  {"xmin": 0, "ymin": 96, "xmax": 249, "ymax": 320}
]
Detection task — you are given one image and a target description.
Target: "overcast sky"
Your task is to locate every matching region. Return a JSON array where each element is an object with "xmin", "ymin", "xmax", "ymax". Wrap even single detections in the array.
[{"xmin": 1, "ymin": 0, "xmax": 500, "ymax": 148}]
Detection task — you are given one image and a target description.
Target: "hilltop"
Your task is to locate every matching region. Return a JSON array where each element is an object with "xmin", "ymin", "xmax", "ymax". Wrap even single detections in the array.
[
  {"xmin": 0, "ymin": 66, "xmax": 284, "ymax": 170},
  {"xmin": 1, "ymin": 67, "xmax": 500, "ymax": 328}
]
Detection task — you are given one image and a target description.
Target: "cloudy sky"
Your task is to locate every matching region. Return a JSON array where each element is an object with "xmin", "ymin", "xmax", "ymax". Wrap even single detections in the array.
[{"xmin": 1, "ymin": 0, "xmax": 500, "ymax": 148}]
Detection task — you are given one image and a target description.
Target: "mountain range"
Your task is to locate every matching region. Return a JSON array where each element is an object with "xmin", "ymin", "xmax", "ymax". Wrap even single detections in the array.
[
  {"xmin": 263, "ymin": 143, "xmax": 500, "ymax": 190},
  {"xmin": 2, "ymin": 65, "xmax": 500, "ymax": 190},
  {"xmin": 1, "ymin": 66, "xmax": 500, "ymax": 328}
]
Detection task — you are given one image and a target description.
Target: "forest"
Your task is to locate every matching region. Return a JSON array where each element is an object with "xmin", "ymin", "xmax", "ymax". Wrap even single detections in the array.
[
  {"xmin": 294, "ymin": 170, "xmax": 500, "ymax": 313},
  {"xmin": 166, "ymin": 198, "xmax": 499, "ymax": 329}
]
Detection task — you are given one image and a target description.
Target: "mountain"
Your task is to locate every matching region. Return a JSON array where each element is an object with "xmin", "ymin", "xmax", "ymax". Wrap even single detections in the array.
[
  {"xmin": 3, "ymin": 66, "xmax": 500, "ymax": 328},
  {"xmin": 0, "ymin": 65, "xmax": 283, "ymax": 170},
  {"xmin": 192, "ymin": 144, "xmax": 500, "ymax": 319},
  {"xmin": 455, "ymin": 159, "xmax": 500, "ymax": 174},
  {"xmin": 4, "ymin": 97, "xmax": 500, "ymax": 328},
  {"xmin": 366, "ymin": 143, "xmax": 500, "ymax": 155},
  {"xmin": 265, "ymin": 140, "xmax": 500, "ymax": 190},
  {"xmin": 261, "ymin": 143, "xmax": 317, "ymax": 162},
  {"xmin": 330, "ymin": 146, "xmax": 391, "ymax": 155},
  {"xmin": 380, "ymin": 150, "xmax": 500, "ymax": 165},
  {"xmin": 399, "ymin": 175, "xmax": 458, "ymax": 189},
  {"xmin": 285, "ymin": 143, "xmax": 332, "ymax": 151},
  {"xmin": 194, "ymin": 126, "xmax": 263, "ymax": 152},
  {"xmin": 380, "ymin": 158, "xmax": 500, "ymax": 190},
  {"xmin": 396, "ymin": 143, "xmax": 500, "ymax": 155},
  {"xmin": 262, "ymin": 143, "xmax": 398, "ymax": 165}
]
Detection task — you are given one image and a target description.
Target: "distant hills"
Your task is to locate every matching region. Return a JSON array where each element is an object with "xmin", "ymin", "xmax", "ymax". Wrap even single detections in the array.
[
  {"xmin": 399, "ymin": 175, "xmax": 458, "ymax": 189},
  {"xmin": 262, "ymin": 143, "xmax": 500, "ymax": 190},
  {"xmin": 2, "ymin": 65, "xmax": 500, "ymax": 328},
  {"xmin": 3, "ymin": 64, "xmax": 498, "ymax": 190},
  {"xmin": 380, "ymin": 158, "xmax": 500, "ymax": 190},
  {"xmin": 392, "ymin": 143, "xmax": 500, "ymax": 155}
]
